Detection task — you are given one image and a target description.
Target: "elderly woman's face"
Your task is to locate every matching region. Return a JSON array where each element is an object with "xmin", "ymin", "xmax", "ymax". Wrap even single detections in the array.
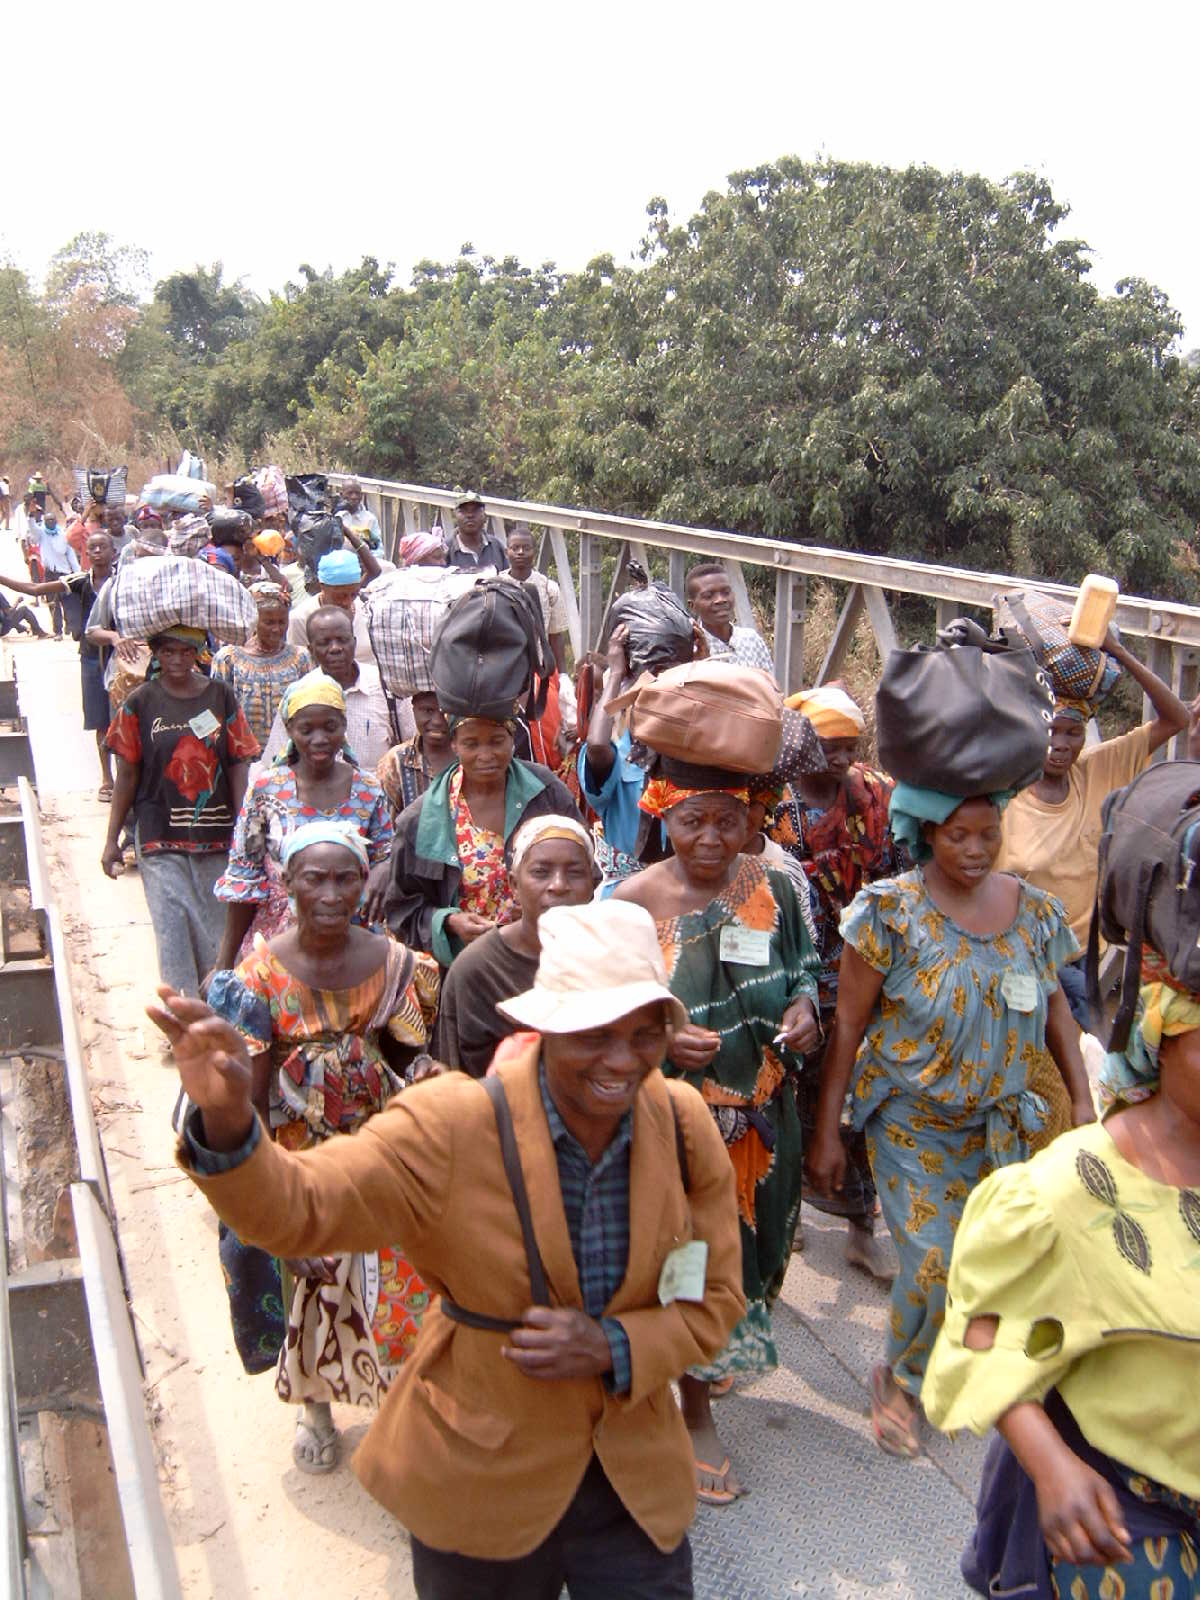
[
  {"xmin": 452, "ymin": 720, "xmax": 514, "ymax": 781},
  {"xmin": 287, "ymin": 705, "xmax": 346, "ymax": 771},
  {"xmin": 515, "ymin": 838, "xmax": 595, "ymax": 925},
  {"xmin": 542, "ymin": 1001, "xmax": 670, "ymax": 1126},
  {"xmin": 255, "ymin": 599, "xmax": 289, "ymax": 653},
  {"xmin": 819, "ymin": 735, "xmax": 859, "ymax": 782},
  {"xmin": 285, "ymin": 843, "xmax": 366, "ymax": 931},
  {"xmin": 665, "ymin": 793, "xmax": 748, "ymax": 884},
  {"xmin": 926, "ymin": 798, "xmax": 1003, "ymax": 889}
]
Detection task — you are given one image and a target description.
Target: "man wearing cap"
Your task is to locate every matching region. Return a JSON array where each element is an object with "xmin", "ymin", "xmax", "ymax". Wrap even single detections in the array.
[
  {"xmin": 287, "ymin": 537, "xmax": 382, "ymax": 667},
  {"xmin": 153, "ymin": 899, "xmax": 743, "ymax": 1598},
  {"xmin": 446, "ymin": 489, "xmax": 508, "ymax": 573}
]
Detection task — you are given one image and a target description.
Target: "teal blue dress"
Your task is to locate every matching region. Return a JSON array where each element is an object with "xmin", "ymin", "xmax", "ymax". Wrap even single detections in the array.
[{"xmin": 839, "ymin": 869, "xmax": 1077, "ymax": 1399}]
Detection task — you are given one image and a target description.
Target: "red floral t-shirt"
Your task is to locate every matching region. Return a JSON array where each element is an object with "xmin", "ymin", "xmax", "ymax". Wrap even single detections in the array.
[{"xmin": 106, "ymin": 679, "xmax": 260, "ymax": 853}]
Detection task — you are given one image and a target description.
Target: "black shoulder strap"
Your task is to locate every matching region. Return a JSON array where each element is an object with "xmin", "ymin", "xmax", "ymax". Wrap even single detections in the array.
[
  {"xmin": 1107, "ymin": 860, "xmax": 1158, "ymax": 1054},
  {"xmin": 441, "ymin": 1075, "xmax": 549, "ymax": 1333},
  {"xmin": 670, "ymin": 1094, "xmax": 690, "ymax": 1194},
  {"xmin": 483, "ymin": 1074, "xmax": 550, "ymax": 1306}
]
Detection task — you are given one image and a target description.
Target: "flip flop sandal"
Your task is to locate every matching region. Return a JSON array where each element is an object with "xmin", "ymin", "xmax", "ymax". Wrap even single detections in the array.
[
  {"xmin": 870, "ymin": 1364, "xmax": 920, "ymax": 1459},
  {"xmin": 293, "ymin": 1415, "xmax": 339, "ymax": 1474},
  {"xmin": 97, "ymin": 784, "xmax": 113, "ymax": 802},
  {"xmin": 694, "ymin": 1457, "xmax": 743, "ymax": 1506}
]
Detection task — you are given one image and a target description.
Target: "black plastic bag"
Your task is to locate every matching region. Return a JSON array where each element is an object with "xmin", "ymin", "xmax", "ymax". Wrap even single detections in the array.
[
  {"xmin": 285, "ymin": 473, "xmax": 329, "ymax": 528},
  {"xmin": 232, "ymin": 476, "xmax": 267, "ymax": 519},
  {"xmin": 609, "ymin": 582, "xmax": 695, "ymax": 675},
  {"xmin": 295, "ymin": 512, "xmax": 344, "ymax": 577}
]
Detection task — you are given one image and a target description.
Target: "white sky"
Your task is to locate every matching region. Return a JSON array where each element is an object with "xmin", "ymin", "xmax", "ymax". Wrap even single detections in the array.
[{"xmin": 6, "ymin": 1, "xmax": 1198, "ymax": 346}]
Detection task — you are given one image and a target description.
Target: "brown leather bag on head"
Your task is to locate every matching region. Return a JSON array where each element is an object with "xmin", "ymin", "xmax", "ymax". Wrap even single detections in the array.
[{"xmin": 608, "ymin": 661, "xmax": 783, "ymax": 774}]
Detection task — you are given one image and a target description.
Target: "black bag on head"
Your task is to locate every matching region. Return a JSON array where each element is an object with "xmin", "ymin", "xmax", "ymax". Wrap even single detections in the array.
[
  {"xmin": 232, "ymin": 476, "xmax": 267, "ymax": 519},
  {"xmin": 429, "ymin": 578, "xmax": 551, "ymax": 723},
  {"xmin": 875, "ymin": 618, "xmax": 1054, "ymax": 797},
  {"xmin": 609, "ymin": 582, "xmax": 695, "ymax": 675},
  {"xmin": 295, "ymin": 513, "xmax": 344, "ymax": 579},
  {"xmin": 1086, "ymin": 761, "xmax": 1200, "ymax": 1050},
  {"xmin": 285, "ymin": 473, "xmax": 329, "ymax": 528}
]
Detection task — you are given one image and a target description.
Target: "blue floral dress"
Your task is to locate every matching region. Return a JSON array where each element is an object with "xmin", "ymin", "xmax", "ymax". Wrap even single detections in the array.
[{"xmin": 840, "ymin": 869, "xmax": 1077, "ymax": 1399}]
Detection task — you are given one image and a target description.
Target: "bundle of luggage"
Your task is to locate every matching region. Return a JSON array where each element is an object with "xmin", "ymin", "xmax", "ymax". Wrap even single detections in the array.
[
  {"xmin": 365, "ymin": 567, "xmax": 485, "ymax": 698},
  {"xmin": 72, "ymin": 464, "xmax": 127, "ymax": 508},
  {"xmin": 109, "ymin": 554, "xmax": 257, "ymax": 644},
  {"xmin": 995, "ymin": 587, "xmax": 1120, "ymax": 712}
]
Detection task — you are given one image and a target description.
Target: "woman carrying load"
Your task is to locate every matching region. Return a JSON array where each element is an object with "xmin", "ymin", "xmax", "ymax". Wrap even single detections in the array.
[
  {"xmin": 614, "ymin": 754, "xmax": 820, "ymax": 1505},
  {"xmin": 208, "ymin": 820, "xmax": 440, "ymax": 1473},
  {"xmin": 768, "ymin": 683, "xmax": 903, "ymax": 1279},
  {"xmin": 924, "ymin": 958, "xmax": 1200, "ymax": 1598},
  {"xmin": 386, "ymin": 710, "xmax": 580, "ymax": 966},
  {"xmin": 213, "ymin": 669, "xmax": 393, "ymax": 970},
  {"xmin": 807, "ymin": 782, "xmax": 1095, "ymax": 1460},
  {"xmin": 210, "ymin": 579, "xmax": 310, "ymax": 747}
]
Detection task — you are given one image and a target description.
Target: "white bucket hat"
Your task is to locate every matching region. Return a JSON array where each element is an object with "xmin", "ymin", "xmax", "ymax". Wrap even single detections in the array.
[{"xmin": 496, "ymin": 901, "xmax": 688, "ymax": 1035}]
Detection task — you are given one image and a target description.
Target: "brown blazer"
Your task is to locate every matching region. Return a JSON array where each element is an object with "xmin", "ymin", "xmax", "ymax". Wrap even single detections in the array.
[{"xmin": 180, "ymin": 1042, "xmax": 744, "ymax": 1559}]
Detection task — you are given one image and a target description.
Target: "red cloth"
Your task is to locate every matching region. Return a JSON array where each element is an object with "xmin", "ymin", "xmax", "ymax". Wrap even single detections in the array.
[{"xmin": 66, "ymin": 520, "xmax": 91, "ymax": 571}]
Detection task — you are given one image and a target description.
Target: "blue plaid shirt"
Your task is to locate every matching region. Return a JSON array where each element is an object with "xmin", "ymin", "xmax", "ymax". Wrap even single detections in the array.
[
  {"xmin": 538, "ymin": 1064, "xmax": 633, "ymax": 1394},
  {"xmin": 184, "ymin": 1068, "xmax": 636, "ymax": 1393}
]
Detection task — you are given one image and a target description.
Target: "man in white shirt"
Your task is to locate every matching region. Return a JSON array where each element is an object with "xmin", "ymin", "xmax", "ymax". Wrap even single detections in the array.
[
  {"xmin": 33, "ymin": 510, "xmax": 81, "ymax": 637},
  {"xmin": 287, "ymin": 540, "xmax": 381, "ymax": 668},
  {"xmin": 261, "ymin": 607, "xmax": 410, "ymax": 773},
  {"xmin": 337, "ymin": 478, "xmax": 383, "ymax": 551},
  {"xmin": 500, "ymin": 523, "xmax": 570, "ymax": 674},
  {"xmin": 685, "ymin": 562, "xmax": 774, "ymax": 676}
]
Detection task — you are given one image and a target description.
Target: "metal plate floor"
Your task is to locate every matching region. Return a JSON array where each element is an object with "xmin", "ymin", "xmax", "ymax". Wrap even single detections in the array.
[{"xmin": 688, "ymin": 1206, "xmax": 982, "ymax": 1599}]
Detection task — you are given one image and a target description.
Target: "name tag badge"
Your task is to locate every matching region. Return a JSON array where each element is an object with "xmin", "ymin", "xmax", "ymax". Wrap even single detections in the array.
[
  {"xmin": 1001, "ymin": 971, "xmax": 1039, "ymax": 1013},
  {"xmin": 188, "ymin": 708, "xmax": 220, "ymax": 739},
  {"xmin": 657, "ymin": 1240, "xmax": 709, "ymax": 1306},
  {"xmin": 718, "ymin": 925, "xmax": 771, "ymax": 966}
]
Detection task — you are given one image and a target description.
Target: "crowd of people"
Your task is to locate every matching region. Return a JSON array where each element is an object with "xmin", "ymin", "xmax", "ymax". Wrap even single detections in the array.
[{"xmin": 4, "ymin": 464, "xmax": 1197, "ymax": 1600}]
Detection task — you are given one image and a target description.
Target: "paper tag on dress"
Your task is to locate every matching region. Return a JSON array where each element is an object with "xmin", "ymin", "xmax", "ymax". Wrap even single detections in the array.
[
  {"xmin": 718, "ymin": 925, "xmax": 771, "ymax": 966},
  {"xmin": 657, "ymin": 1240, "xmax": 709, "ymax": 1306},
  {"xmin": 188, "ymin": 708, "xmax": 220, "ymax": 739},
  {"xmin": 1001, "ymin": 971, "xmax": 1039, "ymax": 1013}
]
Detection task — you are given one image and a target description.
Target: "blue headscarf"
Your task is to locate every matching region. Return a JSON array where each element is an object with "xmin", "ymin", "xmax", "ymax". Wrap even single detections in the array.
[
  {"xmin": 317, "ymin": 549, "xmax": 362, "ymax": 586},
  {"xmin": 888, "ymin": 782, "xmax": 1016, "ymax": 863}
]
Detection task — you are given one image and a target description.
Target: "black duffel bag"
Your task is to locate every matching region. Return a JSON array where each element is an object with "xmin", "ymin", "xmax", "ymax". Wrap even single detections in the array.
[
  {"xmin": 430, "ymin": 578, "xmax": 551, "ymax": 723},
  {"xmin": 1087, "ymin": 761, "xmax": 1200, "ymax": 1050},
  {"xmin": 875, "ymin": 618, "xmax": 1054, "ymax": 798},
  {"xmin": 232, "ymin": 475, "xmax": 267, "ymax": 519}
]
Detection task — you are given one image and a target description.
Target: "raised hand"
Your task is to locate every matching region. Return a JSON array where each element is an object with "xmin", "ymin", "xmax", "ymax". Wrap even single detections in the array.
[{"xmin": 145, "ymin": 986, "xmax": 255, "ymax": 1150}]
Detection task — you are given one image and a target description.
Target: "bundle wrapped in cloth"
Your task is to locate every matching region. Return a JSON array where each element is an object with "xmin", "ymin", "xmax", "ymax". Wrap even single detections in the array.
[
  {"xmin": 109, "ymin": 554, "xmax": 258, "ymax": 645},
  {"xmin": 364, "ymin": 566, "xmax": 487, "ymax": 697},
  {"xmin": 142, "ymin": 472, "xmax": 218, "ymax": 514},
  {"xmin": 994, "ymin": 588, "xmax": 1120, "ymax": 718},
  {"xmin": 875, "ymin": 617, "xmax": 1054, "ymax": 797}
]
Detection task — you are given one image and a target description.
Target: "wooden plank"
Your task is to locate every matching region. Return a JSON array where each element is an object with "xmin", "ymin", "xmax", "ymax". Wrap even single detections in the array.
[
  {"xmin": 862, "ymin": 585, "xmax": 899, "ymax": 660},
  {"xmin": 70, "ymin": 1186, "xmax": 183, "ymax": 1600},
  {"xmin": 547, "ymin": 526, "xmax": 582, "ymax": 660},
  {"xmin": 817, "ymin": 585, "xmax": 865, "ymax": 685}
]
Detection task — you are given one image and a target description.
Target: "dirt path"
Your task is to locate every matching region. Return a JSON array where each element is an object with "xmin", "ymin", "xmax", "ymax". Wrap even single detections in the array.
[{"xmin": 4, "ymin": 592, "xmax": 417, "ymax": 1593}]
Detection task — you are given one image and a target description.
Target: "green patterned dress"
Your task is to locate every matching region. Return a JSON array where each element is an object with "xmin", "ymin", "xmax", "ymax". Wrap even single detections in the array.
[{"xmin": 655, "ymin": 857, "xmax": 819, "ymax": 1380}]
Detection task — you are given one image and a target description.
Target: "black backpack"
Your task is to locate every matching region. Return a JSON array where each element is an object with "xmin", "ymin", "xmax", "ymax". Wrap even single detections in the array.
[
  {"xmin": 1087, "ymin": 759, "xmax": 1200, "ymax": 1050},
  {"xmin": 294, "ymin": 513, "xmax": 344, "ymax": 579},
  {"xmin": 429, "ymin": 578, "xmax": 551, "ymax": 723}
]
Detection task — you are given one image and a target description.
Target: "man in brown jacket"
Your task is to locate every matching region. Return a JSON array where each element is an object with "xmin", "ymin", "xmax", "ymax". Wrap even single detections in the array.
[{"xmin": 157, "ymin": 900, "xmax": 744, "ymax": 1599}]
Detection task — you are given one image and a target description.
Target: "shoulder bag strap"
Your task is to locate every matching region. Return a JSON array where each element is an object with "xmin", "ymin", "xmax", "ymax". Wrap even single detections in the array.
[{"xmin": 441, "ymin": 1073, "xmax": 550, "ymax": 1333}]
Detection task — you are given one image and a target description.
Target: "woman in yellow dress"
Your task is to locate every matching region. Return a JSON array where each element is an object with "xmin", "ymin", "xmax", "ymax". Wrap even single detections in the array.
[{"xmin": 924, "ymin": 966, "xmax": 1200, "ymax": 1598}]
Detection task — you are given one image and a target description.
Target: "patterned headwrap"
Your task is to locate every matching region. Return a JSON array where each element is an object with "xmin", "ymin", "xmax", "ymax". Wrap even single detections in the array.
[
  {"xmin": 1098, "ymin": 957, "xmax": 1200, "ymax": 1113},
  {"xmin": 448, "ymin": 713, "xmax": 518, "ymax": 735},
  {"xmin": 150, "ymin": 624, "xmax": 207, "ymax": 648},
  {"xmin": 398, "ymin": 528, "xmax": 447, "ymax": 566},
  {"xmin": 133, "ymin": 505, "xmax": 164, "ymax": 529},
  {"xmin": 639, "ymin": 755, "xmax": 750, "ymax": 819},
  {"xmin": 281, "ymin": 819, "xmax": 369, "ymax": 874},
  {"xmin": 784, "ymin": 685, "xmax": 865, "ymax": 739},
  {"xmin": 887, "ymin": 782, "xmax": 1015, "ymax": 863},
  {"xmin": 279, "ymin": 669, "xmax": 346, "ymax": 723},
  {"xmin": 1052, "ymin": 694, "xmax": 1092, "ymax": 724},
  {"xmin": 510, "ymin": 814, "xmax": 595, "ymax": 875},
  {"xmin": 248, "ymin": 579, "xmax": 290, "ymax": 608}
]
